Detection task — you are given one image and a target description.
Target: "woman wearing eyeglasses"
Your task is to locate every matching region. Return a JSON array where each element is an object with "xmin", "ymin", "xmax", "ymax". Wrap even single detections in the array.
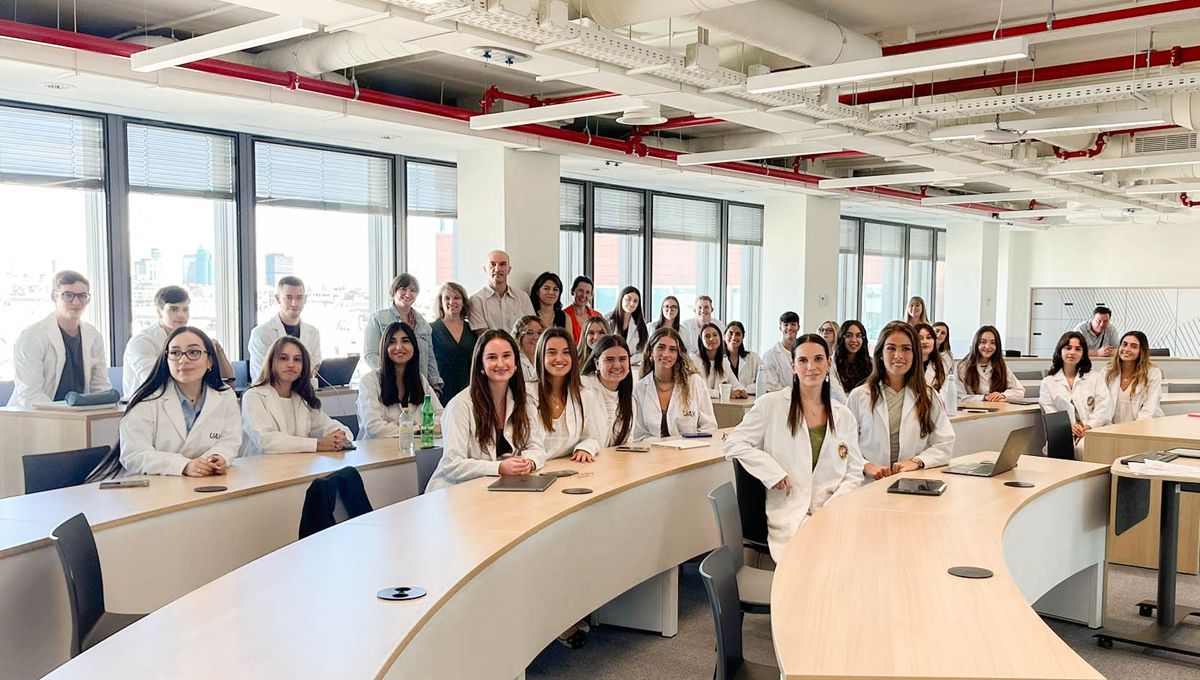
[{"xmin": 512, "ymin": 315, "xmax": 546, "ymax": 385}]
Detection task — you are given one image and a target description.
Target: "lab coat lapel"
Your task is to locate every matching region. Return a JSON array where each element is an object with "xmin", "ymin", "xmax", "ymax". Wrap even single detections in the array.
[
  {"xmin": 163, "ymin": 388, "xmax": 189, "ymax": 442},
  {"xmin": 41, "ymin": 315, "xmax": 66, "ymax": 386}
]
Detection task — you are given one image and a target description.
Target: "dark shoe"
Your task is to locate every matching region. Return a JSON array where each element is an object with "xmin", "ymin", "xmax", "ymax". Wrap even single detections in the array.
[{"xmin": 556, "ymin": 628, "xmax": 588, "ymax": 649}]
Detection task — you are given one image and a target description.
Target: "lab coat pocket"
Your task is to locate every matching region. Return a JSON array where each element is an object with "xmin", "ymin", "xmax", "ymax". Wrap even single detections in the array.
[{"xmin": 764, "ymin": 486, "xmax": 797, "ymax": 537}]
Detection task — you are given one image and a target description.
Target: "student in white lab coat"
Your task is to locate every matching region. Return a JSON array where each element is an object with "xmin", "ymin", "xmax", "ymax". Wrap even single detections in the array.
[
  {"xmin": 1104, "ymin": 330, "xmax": 1164, "ymax": 424},
  {"xmin": 724, "ymin": 333, "xmax": 865, "ymax": 561},
  {"xmin": 122, "ymin": 285, "xmax": 234, "ymax": 399},
  {"xmin": 933, "ymin": 322, "xmax": 953, "ymax": 362},
  {"xmin": 424, "ymin": 329, "xmax": 547, "ymax": 492},
  {"xmin": 247, "ymin": 276, "xmax": 322, "ymax": 382},
  {"xmin": 696, "ymin": 323, "xmax": 748, "ymax": 397},
  {"xmin": 816, "ymin": 320, "xmax": 839, "ymax": 356},
  {"xmin": 241, "ymin": 337, "xmax": 352, "ymax": 455},
  {"xmin": 512, "ymin": 315, "xmax": 545, "ymax": 386},
  {"xmin": 723, "ymin": 322, "xmax": 762, "ymax": 393},
  {"xmin": 831, "ymin": 320, "xmax": 871, "ymax": 404},
  {"xmin": 578, "ymin": 316, "xmax": 611, "ymax": 363},
  {"xmin": 357, "ymin": 321, "xmax": 443, "ymax": 440},
  {"xmin": 11, "ymin": 270, "xmax": 110, "ymax": 408},
  {"xmin": 679, "ymin": 296, "xmax": 723, "ymax": 357},
  {"xmin": 580, "ymin": 334, "xmax": 635, "ymax": 448},
  {"xmin": 1039, "ymin": 331, "xmax": 1112, "ymax": 458},
  {"xmin": 956, "ymin": 325, "xmax": 1025, "ymax": 403},
  {"xmin": 98, "ymin": 327, "xmax": 241, "ymax": 478},
  {"xmin": 847, "ymin": 321, "xmax": 956, "ymax": 480},
  {"xmin": 760, "ymin": 312, "xmax": 800, "ymax": 393},
  {"xmin": 632, "ymin": 327, "xmax": 717, "ymax": 441},
  {"xmin": 916, "ymin": 322, "xmax": 957, "ymax": 409},
  {"xmin": 532, "ymin": 328, "xmax": 606, "ymax": 465},
  {"xmin": 652, "ymin": 296, "xmax": 682, "ymax": 334},
  {"xmin": 607, "ymin": 286, "xmax": 649, "ymax": 368}
]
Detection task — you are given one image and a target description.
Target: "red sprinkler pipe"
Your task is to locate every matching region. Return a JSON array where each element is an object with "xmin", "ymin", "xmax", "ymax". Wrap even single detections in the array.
[
  {"xmin": 638, "ymin": 115, "xmax": 724, "ymax": 132},
  {"xmin": 1051, "ymin": 125, "xmax": 1178, "ymax": 159},
  {"xmin": 1182, "ymin": 193, "xmax": 1200, "ymax": 207},
  {"xmin": 481, "ymin": 85, "xmax": 616, "ymax": 113}
]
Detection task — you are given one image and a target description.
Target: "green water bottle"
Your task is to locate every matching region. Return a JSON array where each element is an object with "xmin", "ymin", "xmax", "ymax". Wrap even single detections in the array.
[{"xmin": 420, "ymin": 395, "xmax": 436, "ymax": 449}]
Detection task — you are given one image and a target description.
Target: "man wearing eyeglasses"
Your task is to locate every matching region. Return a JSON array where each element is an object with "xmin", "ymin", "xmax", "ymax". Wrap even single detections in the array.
[
  {"xmin": 247, "ymin": 276, "xmax": 323, "ymax": 381},
  {"xmin": 11, "ymin": 270, "xmax": 111, "ymax": 407}
]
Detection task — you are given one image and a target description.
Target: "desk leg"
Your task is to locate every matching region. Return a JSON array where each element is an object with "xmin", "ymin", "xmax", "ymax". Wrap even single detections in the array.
[{"xmin": 594, "ymin": 567, "xmax": 679, "ymax": 637}]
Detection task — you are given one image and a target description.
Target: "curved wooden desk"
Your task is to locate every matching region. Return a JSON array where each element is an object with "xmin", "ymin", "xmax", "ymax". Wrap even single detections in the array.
[
  {"xmin": 772, "ymin": 454, "xmax": 1110, "ymax": 680},
  {"xmin": 1, "ymin": 439, "xmax": 417, "ymax": 680},
  {"xmin": 39, "ymin": 440, "xmax": 730, "ymax": 680}
]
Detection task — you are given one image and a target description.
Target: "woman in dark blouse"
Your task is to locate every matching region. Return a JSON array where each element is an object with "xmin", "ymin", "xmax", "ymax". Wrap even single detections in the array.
[{"xmin": 431, "ymin": 281, "xmax": 478, "ymax": 401}]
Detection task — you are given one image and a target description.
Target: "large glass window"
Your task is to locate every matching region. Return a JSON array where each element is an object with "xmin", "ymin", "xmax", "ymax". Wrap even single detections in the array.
[
  {"xmin": 405, "ymin": 160, "xmax": 457, "ymax": 319},
  {"xmin": 651, "ymin": 195, "xmax": 720, "ymax": 321},
  {"xmin": 726, "ymin": 203, "xmax": 763, "ymax": 347},
  {"xmin": 906, "ymin": 227, "xmax": 935, "ymax": 318},
  {"xmin": 0, "ymin": 105, "xmax": 109, "ymax": 380},
  {"xmin": 126, "ymin": 124, "xmax": 237, "ymax": 354},
  {"xmin": 837, "ymin": 218, "xmax": 860, "ymax": 323},
  {"xmin": 838, "ymin": 217, "xmax": 946, "ymax": 330},
  {"xmin": 559, "ymin": 181, "xmax": 585, "ymax": 291},
  {"xmin": 934, "ymin": 233, "xmax": 946, "ymax": 322},
  {"xmin": 592, "ymin": 187, "xmax": 644, "ymax": 315},
  {"xmin": 860, "ymin": 221, "xmax": 906, "ymax": 339},
  {"xmin": 254, "ymin": 142, "xmax": 393, "ymax": 359}
]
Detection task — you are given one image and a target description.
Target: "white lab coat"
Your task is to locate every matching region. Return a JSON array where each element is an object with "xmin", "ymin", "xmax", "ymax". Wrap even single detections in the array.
[
  {"xmin": 616, "ymin": 321, "xmax": 647, "ymax": 367},
  {"xmin": 924, "ymin": 358, "xmax": 957, "ymax": 411},
  {"xmin": 519, "ymin": 354, "xmax": 539, "ymax": 384},
  {"xmin": 698, "ymin": 355, "xmax": 747, "ymax": 391},
  {"xmin": 425, "ymin": 389, "xmax": 548, "ymax": 492},
  {"xmin": 846, "ymin": 383, "xmax": 956, "ymax": 472},
  {"xmin": 247, "ymin": 316, "xmax": 322, "ymax": 381},
  {"xmin": 1039, "ymin": 370, "xmax": 1112, "ymax": 457},
  {"xmin": 760, "ymin": 343, "xmax": 792, "ymax": 393},
  {"xmin": 957, "ymin": 362, "xmax": 1025, "ymax": 404},
  {"xmin": 631, "ymin": 372, "xmax": 717, "ymax": 441},
  {"xmin": 528, "ymin": 387, "xmax": 606, "ymax": 459},
  {"xmin": 122, "ymin": 324, "xmax": 169, "ymax": 400},
  {"xmin": 240, "ymin": 385, "xmax": 351, "ymax": 455},
  {"xmin": 679, "ymin": 317, "xmax": 723, "ymax": 358},
  {"xmin": 11, "ymin": 314, "xmax": 110, "ymax": 408},
  {"xmin": 1104, "ymin": 365, "xmax": 1164, "ymax": 423},
  {"xmin": 729, "ymin": 351, "xmax": 762, "ymax": 394},
  {"xmin": 725, "ymin": 392, "xmax": 864, "ymax": 561},
  {"xmin": 829, "ymin": 370, "xmax": 849, "ymax": 405},
  {"xmin": 119, "ymin": 384, "xmax": 241, "ymax": 476},
  {"xmin": 580, "ymin": 374, "xmax": 632, "ymax": 447},
  {"xmin": 355, "ymin": 370, "xmax": 443, "ymax": 440}
]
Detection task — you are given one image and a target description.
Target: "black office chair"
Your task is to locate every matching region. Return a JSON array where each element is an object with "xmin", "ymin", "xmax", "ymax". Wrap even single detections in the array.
[
  {"xmin": 0, "ymin": 380, "xmax": 13, "ymax": 407},
  {"xmin": 1149, "ymin": 348, "xmax": 1171, "ymax": 357},
  {"xmin": 298, "ymin": 467, "xmax": 373, "ymax": 539},
  {"xmin": 416, "ymin": 447, "xmax": 443, "ymax": 495},
  {"xmin": 1005, "ymin": 349, "xmax": 1021, "ymax": 357},
  {"xmin": 1042, "ymin": 409, "xmax": 1075, "ymax": 460},
  {"xmin": 707, "ymin": 482, "xmax": 772, "ymax": 614},
  {"xmin": 1014, "ymin": 370, "xmax": 1043, "ymax": 381},
  {"xmin": 698, "ymin": 547, "xmax": 779, "ymax": 680},
  {"xmin": 23, "ymin": 446, "xmax": 112, "ymax": 494},
  {"xmin": 332, "ymin": 414, "xmax": 360, "ymax": 439},
  {"xmin": 49, "ymin": 514, "xmax": 146, "ymax": 657},
  {"xmin": 731, "ymin": 461, "xmax": 769, "ymax": 556}
]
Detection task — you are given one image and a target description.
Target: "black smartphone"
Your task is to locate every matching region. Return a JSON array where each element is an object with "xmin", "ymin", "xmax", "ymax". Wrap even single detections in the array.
[
  {"xmin": 887, "ymin": 478, "xmax": 946, "ymax": 496},
  {"xmin": 99, "ymin": 480, "xmax": 150, "ymax": 489}
]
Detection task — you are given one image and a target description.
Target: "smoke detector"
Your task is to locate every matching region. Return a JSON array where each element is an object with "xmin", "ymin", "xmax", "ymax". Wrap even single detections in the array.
[{"xmin": 617, "ymin": 102, "xmax": 667, "ymax": 126}]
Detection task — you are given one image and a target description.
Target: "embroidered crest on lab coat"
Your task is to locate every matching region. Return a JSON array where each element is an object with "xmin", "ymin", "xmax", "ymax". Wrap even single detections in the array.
[
  {"xmin": 1087, "ymin": 396, "xmax": 1095, "ymax": 408},
  {"xmin": 838, "ymin": 442, "xmax": 849, "ymax": 459}
]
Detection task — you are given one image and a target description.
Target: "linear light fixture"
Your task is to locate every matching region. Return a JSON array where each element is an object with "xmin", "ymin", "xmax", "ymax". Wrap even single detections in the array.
[
  {"xmin": 818, "ymin": 171, "xmax": 962, "ymax": 190},
  {"xmin": 469, "ymin": 95, "xmax": 646, "ymax": 130},
  {"xmin": 1047, "ymin": 150, "xmax": 1200, "ymax": 174},
  {"xmin": 1125, "ymin": 182, "xmax": 1200, "ymax": 195},
  {"xmin": 930, "ymin": 109, "xmax": 1170, "ymax": 141},
  {"xmin": 1001, "ymin": 207, "xmax": 1080, "ymax": 218},
  {"xmin": 130, "ymin": 16, "xmax": 319, "ymax": 72},
  {"xmin": 677, "ymin": 142, "xmax": 841, "ymax": 166},
  {"xmin": 920, "ymin": 190, "xmax": 1064, "ymax": 206},
  {"xmin": 746, "ymin": 37, "xmax": 1029, "ymax": 93}
]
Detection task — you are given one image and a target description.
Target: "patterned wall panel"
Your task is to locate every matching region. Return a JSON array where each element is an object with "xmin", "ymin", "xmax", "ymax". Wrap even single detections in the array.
[{"xmin": 1030, "ymin": 287, "xmax": 1200, "ymax": 357}]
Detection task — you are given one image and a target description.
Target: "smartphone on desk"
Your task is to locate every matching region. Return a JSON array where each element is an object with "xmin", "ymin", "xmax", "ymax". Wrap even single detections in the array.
[
  {"xmin": 682, "ymin": 432, "xmax": 713, "ymax": 439},
  {"xmin": 99, "ymin": 480, "xmax": 150, "ymax": 489},
  {"xmin": 616, "ymin": 444, "xmax": 651, "ymax": 452}
]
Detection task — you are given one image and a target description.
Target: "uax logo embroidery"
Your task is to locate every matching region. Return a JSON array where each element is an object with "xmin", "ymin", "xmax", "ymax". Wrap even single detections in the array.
[{"xmin": 209, "ymin": 433, "xmax": 221, "ymax": 439}]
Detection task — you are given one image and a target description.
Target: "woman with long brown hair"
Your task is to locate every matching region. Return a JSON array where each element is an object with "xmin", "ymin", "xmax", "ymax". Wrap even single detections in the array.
[
  {"xmin": 831, "ymin": 320, "xmax": 871, "ymax": 403},
  {"xmin": 957, "ymin": 325, "xmax": 1024, "ymax": 403},
  {"xmin": 242, "ymin": 336, "xmax": 352, "ymax": 455},
  {"xmin": 1105, "ymin": 330, "xmax": 1163, "ymax": 423},
  {"xmin": 533, "ymin": 328, "xmax": 605, "ymax": 463},
  {"xmin": 632, "ymin": 327, "xmax": 716, "ymax": 440},
  {"xmin": 696, "ymin": 322, "xmax": 748, "ymax": 397},
  {"xmin": 358, "ymin": 322, "xmax": 443, "ymax": 440},
  {"xmin": 915, "ymin": 322, "xmax": 956, "ymax": 408},
  {"xmin": 608, "ymin": 285, "xmax": 649, "ymax": 367},
  {"xmin": 1040, "ymin": 331, "xmax": 1111, "ymax": 457},
  {"xmin": 580, "ymin": 334, "xmax": 636, "ymax": 447}
]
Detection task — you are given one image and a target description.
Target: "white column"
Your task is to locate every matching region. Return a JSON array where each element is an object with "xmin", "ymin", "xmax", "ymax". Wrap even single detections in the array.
[
  {"xmin": 760, "ymin": 193, "xmax": 840, "ymax": 352},
  {"xmin": 455, "ymin": 148, "xmax": 560, "ymax": 293},
  {"xmin": 943, "ymin": 220, "xmax": 1000, "ymax": 356}
]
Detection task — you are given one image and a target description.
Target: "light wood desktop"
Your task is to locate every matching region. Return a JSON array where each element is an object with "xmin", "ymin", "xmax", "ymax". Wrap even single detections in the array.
[
  {"xmin": 773, "ymin": 453, "xmax": 1110, "ymax": 680},
  {"xmin": 712, "ymin": 393, "xmax": 754, "ymax": 428}
]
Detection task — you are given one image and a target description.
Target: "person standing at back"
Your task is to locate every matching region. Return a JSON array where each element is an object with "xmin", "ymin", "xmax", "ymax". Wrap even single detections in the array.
[
  {"xmin": 11, "ymin": 270, "xmax": 110, "ymax": 407},
  {"xmin": 761, "ymin": 311, "xmax": 800, "ymax": 393},
  {"xmin": 247, "ymin": 276, "xmax": 322, "ymax": 382},
  {"xmin": 679, "ymin": 296, "xmax": 722, "ymax": 356},
  {"xmin": 123, "ymin": 285, "xmax": 233, "ymax": 399},
  {"xmin": 1073, "ymin": 306, "xmax": 1120, "ymax": 358},
  {"xmin": 363, "ymin": 273, "xmax": 442, "ymax": 393},
  {"xmin": 468, "ymin": 250, "xmax": 535, "ymax": 332}
]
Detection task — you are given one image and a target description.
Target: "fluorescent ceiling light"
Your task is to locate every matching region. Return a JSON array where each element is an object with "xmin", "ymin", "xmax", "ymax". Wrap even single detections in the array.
[
  {"xmin": 746, "ymin": 37, "xmax": 1029, "ymax": 93},
  {"xmin": 1001, "ymin": 207, "xmax": 1080, "ymax": 218},
  {"xmin": 677, "ymin": 142, "xmax": 841, "ymax": 166},
  {"xmin": 130, "ymin": 16, "xmax": 318, "ymax": 72},
  {"xmin": 920, "ymin": 190, "xmax": 1064, "ymax": 206},
  {"xmin": 930, "ymin": 109, "xmax": 1169, "ymax": 141},
  {"xmin": 469, "ymin": 95, "xmax": 646, "ymax": 130},
  {"xmin": 819, "ymin": 171, "xmax": 962, "ymax": 190},
  {"xmin": 1047, "ymin": 151, "xmax": 1200, "ymax": 174},
  {"xmin": 1125, "ymin": 182, "xmax": 1200, "ymax": 195}
]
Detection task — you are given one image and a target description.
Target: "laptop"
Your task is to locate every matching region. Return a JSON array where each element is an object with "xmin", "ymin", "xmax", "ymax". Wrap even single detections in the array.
[
  {"xmin": 488, "ymin": 474, "xmax": 556, "ymax": 492},
  {"xmin": 944, "ymin": 426, "xmax": 1034, "ymax": 477},
  {"xmin": 315, "ymin": 355, "xmax": 359, "ymax": 388}
]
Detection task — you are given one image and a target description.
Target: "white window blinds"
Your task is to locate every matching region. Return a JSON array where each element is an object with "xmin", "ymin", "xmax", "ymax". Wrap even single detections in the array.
[
  {"xmin": 653, "ymin": 195, "xmax": 719, "ymax": 241},
  {"xmin": 839, "ymin": 218, "xmax": 860, "ymax": 254},
  {"xmin": 560, "ymin": 181, "xmax": 584, "ymax": 231},
  {"xmin": 0, "ymin": 105, "xmax": 103, "ymax": 188},
  {"xmin": 255, "ymin": 142, "xmax": 391, "ymax": 214},
  {"xmin": 127, "ymin": 124, "xmax": 234, "ymax": 199},
  {"xmin": 594, "ymin": 187, "xmax": 643, "ymax": 234},
  {"xmin": 728, "ymin": 204, "xmax": 764, "ymax": 246},
  {"xmin": 862, "ymin": 221, "xmax": 905, "ymax": 257},
  {"xmin": 405, "ymin": 161, "xmax": 457, "ymax": 218}
]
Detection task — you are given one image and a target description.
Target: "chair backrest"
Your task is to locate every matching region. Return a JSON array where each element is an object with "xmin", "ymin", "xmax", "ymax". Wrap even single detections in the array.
[
  {"xmin": 1169, "ymin": 383, "xmax": 1200, "ymax": 393},
  {"xmin": 699, "ymin": 546, "xmax": 745, "ymax": 680},
  {"xmin": 332, "ymin": 414, "xmax": 360, "ymax": 439},
  {"xmin": 1042, "ymin": 409, "xmax": 1075, "ymax": 460},
  {"xmin": 417, "ymin": 447, "xmax": 443, "ymax": 495},
  {"xmin": 0, "ymin": 380, "xmax": 13, "ymax": 407},
  {"xmin": 23, "ymin": 447, "xmax": 112, "ymax": 495},
  {"xmin": 731, "ymin": 461, "xmax": 769, "ymax": 552},
  {"xmin": 233, "ymin": 360, "xmax": 251, "ymax": 389},
  {"xmin": 298, "ymin": 467, "xmax": 373, "ymax": 539},
  {"xmin": 49, "ymin": 513, "xmax": 105, "ymax": 658},
  {"xmin": 1013, "ymin": 370, "xmax": 1042, "ymax": 381},
  {"xmin": 1149, "ymin": 347, "xmax": 1171, "ymax": 357},
  {"xmin": 106, "ymin": 367, "xmax": 123, "ymax": 397},
  {"xmin": 707, "ymin": 482, "xmax": 746, "ymax": 570},
  {"xmin": 1004, "ymin": 349, "xmax": 1021, "ymax": 357}
]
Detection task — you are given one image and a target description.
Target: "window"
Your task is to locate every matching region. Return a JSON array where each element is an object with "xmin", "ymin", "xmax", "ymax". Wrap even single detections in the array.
[
  {"xmin": 837, "ymin": 218, "xmax": 860, "ymax": 322},
  {"xmin": 838, "ymin": 217, "xmax": 946, "ymax": 332},
  {"xmin": 126, "ymin": 123, "xmax": 237, "ymax": 354},
  {"xmin": 405, "ymin": 160, "xmax": 457, "ymax": 319},
  {"xmin": 726, "ymin": 204, "xmax": 763, "ymax": 348},
  {"xmin": 254, "ymin": 142, "xmax": 393, "ymax": 359},
  {"xmin": 0, "ymin": 105, "xmax": 109, "ymax": 379},
  {"xmin": 860, "ymin": 221, "xmax": 906, "ymax": 339},
  {"xmin": 651, "ymin": 195, "xmax": 720, "ymax": 322},
  {"xmin": 906, "ymin": 227, "xmax": 935, "ymax": 319},
  {"xmin": 933, "ymin": 233, "xmax": 946, "ymax": 322},
  {"xmin": 592, "ymin": 187, "xmax": 644, "ymax": 315},
  {"xmin": 559, "ymin": 181, "xmax": 585, "ymax": 291}
]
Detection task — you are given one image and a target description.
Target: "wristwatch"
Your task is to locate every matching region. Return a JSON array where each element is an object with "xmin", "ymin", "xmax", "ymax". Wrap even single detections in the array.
[{"xmin": 914, "ymin": 458, "xmax": 926, "ymax": 469}]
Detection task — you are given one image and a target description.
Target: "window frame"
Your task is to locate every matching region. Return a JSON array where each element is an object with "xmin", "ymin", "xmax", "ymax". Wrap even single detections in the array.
[{"xmin": 839, "ymin": 215, "xmax": 947, "ymax": 323}]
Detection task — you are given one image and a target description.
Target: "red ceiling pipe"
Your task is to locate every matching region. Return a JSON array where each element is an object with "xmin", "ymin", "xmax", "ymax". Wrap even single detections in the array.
[
  {"xmin": 481, "ymin": 85, "xmax": 616, "ymax": 113},
  {"xmin": 1051, "ymin": 124, "xmax": 1178, "ymax": 159},
  {"xmin": 541, "ymin": 90, "xmax": 617, "ymax": 106},
  {"xmin": 1182, "ymin": 192, "xmax": 1200, "ymax": 207},
  {"xmin": 884, "ymin": 0, "xmax": 1200, "ymax": 55},
  {"xmin": 840, "ymin": 44, "xmax": 1196, "ymax": 106}
]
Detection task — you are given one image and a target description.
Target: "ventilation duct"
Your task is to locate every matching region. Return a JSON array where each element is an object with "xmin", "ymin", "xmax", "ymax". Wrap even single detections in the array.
[{"xmin": 252, "ymin": 32, "xmax": 427, "ymax": 76}]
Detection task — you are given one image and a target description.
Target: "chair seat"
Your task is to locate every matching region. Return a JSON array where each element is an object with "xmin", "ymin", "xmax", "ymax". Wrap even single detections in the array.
[
  {"xmin": 82, "ymin": 611, "xmax": 146, "ymax": 652},
  {"xmin": 736, "ymin": 565, "xmax": 773, "ymax": 609},
  {"xmin": 731, "ymin": 659, "xmax": 780, "ymax": 680}
]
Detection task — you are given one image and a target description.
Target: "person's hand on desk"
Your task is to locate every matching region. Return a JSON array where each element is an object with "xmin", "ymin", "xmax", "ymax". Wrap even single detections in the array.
[
  {"xmin": 772, "ymin": 475, "xmax": 793, "ymax": 497},
  {"xmin": 317, "ymin": 431, "xmax": 349, "ymax": 452},
  {"xmin": 499, "ymin": 456, "xmax": 534, "ymax": 475},
  {"xmin": 891, "ymin": 458, "xmax": 923, "ymax": 474},
  {"xmin": 570, "ymin": 449, "xmax": 595, "ymax": 463},
  {"xmin": 730, "ymin": 388, "xmax": 748, "ymax": 399},
  {"xmin": 984, "ymin": 392, "xmax": 1007, "ymax": 402},
  {"xmin": 863, "ymin": 463, "xmax": 891, "ymax": 480},
  {"xmin": 184, "ymin": 454, "xmax": 228, "ymax": 477}
]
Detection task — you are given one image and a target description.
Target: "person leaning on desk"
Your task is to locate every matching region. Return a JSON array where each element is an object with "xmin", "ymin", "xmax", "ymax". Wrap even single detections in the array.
[{"xmin": 241, "ymin": 336, "xmax": 352, "ymax": 455}]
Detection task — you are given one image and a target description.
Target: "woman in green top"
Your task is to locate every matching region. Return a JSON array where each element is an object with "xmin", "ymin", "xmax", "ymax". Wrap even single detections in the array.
[{"xmin": 431, "ymin": 281, "xmax": 478, "ymax": 401}]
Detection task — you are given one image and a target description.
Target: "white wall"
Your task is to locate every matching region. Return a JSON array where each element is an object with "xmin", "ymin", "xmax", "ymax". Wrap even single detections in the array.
[
  {"xmin": 942, "ymin": 220, "xmax": 999, "ymax": 357},
  {"xmin": 760, "ymin": 194, "xmax": 840, "ymax": 353}
]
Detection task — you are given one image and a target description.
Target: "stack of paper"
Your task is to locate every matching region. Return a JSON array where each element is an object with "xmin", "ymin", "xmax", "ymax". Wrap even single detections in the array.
[{"xmin": 1127, "ymin": 459, "xmax": 1200, "ymax": 479}]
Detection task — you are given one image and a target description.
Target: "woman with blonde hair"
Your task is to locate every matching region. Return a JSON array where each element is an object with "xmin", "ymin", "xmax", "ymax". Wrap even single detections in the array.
[
  {"xmin": 578, "ymin": 316, "xmax": 611, "ymax": 361},
  {"xmin": 905, "ymin": 296, "xmax": 930, "ymax": 326},
  {"xmin": 632, "ymin": 327, "xmax": 716, "ymax": 440},
  {"xmin": 1105, "ymin": 330, "xmax": 1163, "ymax": 423},
  {"xmin": 511, "ymin": 315, "xmax": 546, "ymax": 385}
]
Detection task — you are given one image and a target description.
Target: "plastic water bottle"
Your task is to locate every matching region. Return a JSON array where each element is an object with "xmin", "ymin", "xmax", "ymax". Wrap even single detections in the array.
[
  {"xmin": 755, "ymin": 368, "xmax": 767, "ymax": 397},
  {"xmin": 398, "ymin": 406, "xmax": 415, "ymax": 455},
  {"xmin": 419, "ymin": 395, "xmax": 436, "ymax": 449}
]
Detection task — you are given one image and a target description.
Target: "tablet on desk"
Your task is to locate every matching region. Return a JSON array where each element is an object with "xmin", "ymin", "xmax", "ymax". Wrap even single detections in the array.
[
  {"xmin": 887, "ymin": 478, "xmax": 946, "ymax": 496},
  {"xmin": 488, "ymin": 475, "xmax": 556, "ymax": 492}
]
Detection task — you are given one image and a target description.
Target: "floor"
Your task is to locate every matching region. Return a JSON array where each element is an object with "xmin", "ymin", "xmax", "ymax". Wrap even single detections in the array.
[{"xmin": 527, "ymin": 563, "xmax": 1200, "ymax": 680}]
